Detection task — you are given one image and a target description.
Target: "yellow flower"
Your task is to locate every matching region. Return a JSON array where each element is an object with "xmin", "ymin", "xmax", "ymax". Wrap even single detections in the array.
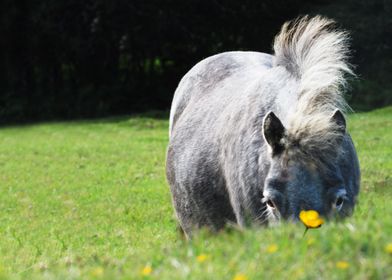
[
  {"xmin": 196, "ymin": 254, "xmax": 209, "ymax": 263},
  {"xmin": 266, "ymin": 244, "xmax": 278, "ymax": 253},
  {"xmin": 299, "ymin": 210, "xmax": 324, "ymax": 228},
  {"xmin": 386, "ymin": 243, "xmax": 392, "ymax": 254},
  {"xmin": 141, "ymin": 265, "xmax": 152, "ymax": 276},
  {"xmin": 233, "ymin": 273, "xmax": 248, "ymax": 280},
  {"xmin": 336, "ymin": 261, "xmax": 349, "ymax": 269},
  {"xmin": 90, "ymin": 267, "xmax": 104, "ymax": 277}
]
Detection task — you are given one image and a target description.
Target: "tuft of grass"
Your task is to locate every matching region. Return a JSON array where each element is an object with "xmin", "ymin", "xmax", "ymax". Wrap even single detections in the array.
[{"xmin": 0, "ymin": 108, "xmax": 391, "ymax": 279}]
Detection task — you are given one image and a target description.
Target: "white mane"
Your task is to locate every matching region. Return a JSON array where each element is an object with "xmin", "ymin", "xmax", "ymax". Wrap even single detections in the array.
[{"xmin": 273, "ymin": 15, "xmax": 355, "ymax": 164}]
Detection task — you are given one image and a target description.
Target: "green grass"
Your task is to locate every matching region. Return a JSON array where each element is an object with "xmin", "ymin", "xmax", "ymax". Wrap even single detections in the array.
[{"xmin": 0, "ymin": 108, "xmax": 391, "ymax": 279}]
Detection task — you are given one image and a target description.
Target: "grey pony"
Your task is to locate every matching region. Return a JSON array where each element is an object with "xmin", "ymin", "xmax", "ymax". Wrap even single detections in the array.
[{"xmin": 166, "ymin": 15, "xmax": 360, "ymax": 237}]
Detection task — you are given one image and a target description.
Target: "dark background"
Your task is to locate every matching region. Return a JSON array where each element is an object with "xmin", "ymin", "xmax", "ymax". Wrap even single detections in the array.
[{"xmin": 1, "ymin": 0, "xmax": 391, "ymax": 123}]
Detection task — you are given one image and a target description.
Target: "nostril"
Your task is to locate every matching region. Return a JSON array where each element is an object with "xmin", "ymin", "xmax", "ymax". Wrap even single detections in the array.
[
  {"xmin": 336, "ymin": 197, "xmax": 344, "ymax": 207},
  {"xmin": 334, "ymin": 196, "xmax": 344, "ymax": 211},
  {"xmin": 266, "ymin": 199, "xmax": 276, "ymax": 209}
]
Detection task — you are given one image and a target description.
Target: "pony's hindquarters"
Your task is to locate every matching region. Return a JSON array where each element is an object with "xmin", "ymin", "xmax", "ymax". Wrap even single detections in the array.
[{"xmin": 166, "ymin": 51, "xmax": 274, "ymax": 235}]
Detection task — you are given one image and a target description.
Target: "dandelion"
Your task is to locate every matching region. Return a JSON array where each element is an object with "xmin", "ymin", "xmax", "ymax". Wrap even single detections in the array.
[
  {"xmin": 266, "ymin": 244, "xmax": 278, "ymax": 253},
  {"xmin": 233, "ymin": 273, "xmax": 248, "ymax": 280},
  {"xmin": 336, "ymin": 261, "xmax": 349, "ymax": 269},
  {"xmin": 299, "ymin": 210, "xmax": 324, "ymax": 236},
  {"xmin": 90, "ymin": 267, "xmax": 104, "ymax": 277},
  {"xmin": 141, "ymin": 265, "xmax": 152, "ymax": 276},
  {"xmin": 385, "ymin": 243, "xmax": 392, "ymax": 254},
  {"xmin": 196, "ymin": 254, "xmax": 208, "ymax": 263}
]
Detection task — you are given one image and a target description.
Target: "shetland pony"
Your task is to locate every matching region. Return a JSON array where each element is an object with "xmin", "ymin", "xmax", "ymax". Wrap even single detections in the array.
[{"xmin": 166, "ymin": 16, "xmax": 360, "ymax": 237}]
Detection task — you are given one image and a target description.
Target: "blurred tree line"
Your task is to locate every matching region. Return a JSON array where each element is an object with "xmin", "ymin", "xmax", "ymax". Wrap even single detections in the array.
[{"xmin": 0, "ymin": 0, "xmax": 391, "ymax": 122}]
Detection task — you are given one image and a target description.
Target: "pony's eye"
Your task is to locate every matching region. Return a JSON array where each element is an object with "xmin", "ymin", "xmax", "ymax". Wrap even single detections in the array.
[
  {"xmin": 266, "ymin": 199, "xmax": 276, "ymax": 209},
  {"xmin": 335, "ymin": 197, "xmax": 344, "ymax": 210}
]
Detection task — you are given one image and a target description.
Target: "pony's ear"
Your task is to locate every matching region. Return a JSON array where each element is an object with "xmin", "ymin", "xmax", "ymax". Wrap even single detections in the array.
[
  {"xmin": 263, "ymin": 111, "xmax": 286, "ymax": 154},
  {"xmin": 331, "ymin": 109, "xmax": 346, "ymax": 134}
]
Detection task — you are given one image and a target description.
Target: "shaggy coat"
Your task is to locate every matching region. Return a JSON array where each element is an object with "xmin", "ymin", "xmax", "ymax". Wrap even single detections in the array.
[{"xmin": 166, "ymin": 16, "xmax": 360, "ymax": 237}]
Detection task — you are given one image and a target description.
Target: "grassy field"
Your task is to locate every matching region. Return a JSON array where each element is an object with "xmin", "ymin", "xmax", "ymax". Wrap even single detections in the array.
[{"xmin": 0, "ymin": 108, "xmax": 391, "ymax": 280}]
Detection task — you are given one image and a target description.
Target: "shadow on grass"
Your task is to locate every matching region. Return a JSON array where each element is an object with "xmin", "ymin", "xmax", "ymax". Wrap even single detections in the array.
[
  {"xmin": 2, "ymin": 106, "xmax": 392, "ymax": 129},
  {"xmin": 0, "ymin": 110, "xmax": 170, "ymax": 129}
]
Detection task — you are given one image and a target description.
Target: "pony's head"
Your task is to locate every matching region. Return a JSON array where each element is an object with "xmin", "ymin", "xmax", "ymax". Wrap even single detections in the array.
[
  {"xmin": 262, "ymin": 110, "xmax": 354, "ymax": 222},
  {"xmin": 262, "ymin": 15, "xmax": 358, "ymax": 223}
]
